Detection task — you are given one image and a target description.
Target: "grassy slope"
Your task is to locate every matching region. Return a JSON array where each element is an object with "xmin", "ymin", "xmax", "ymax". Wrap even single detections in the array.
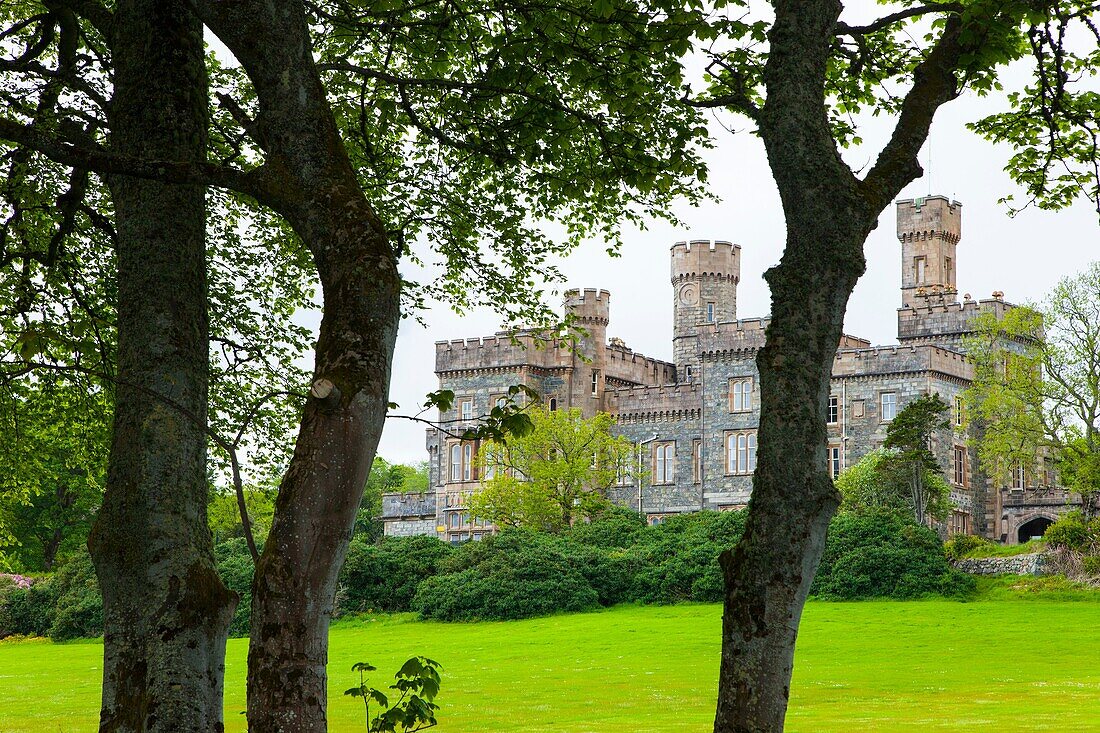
[{"xmin": 2, "ymin": 594, "xmax": 1099, "ymax": 732}]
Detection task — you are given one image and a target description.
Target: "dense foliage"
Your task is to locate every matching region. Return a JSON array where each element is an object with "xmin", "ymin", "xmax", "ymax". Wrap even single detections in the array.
[
  {"xmin": 471, "ymin": 408, "xmax": 635, "ymax": 532},
  {"xmin": 964, "ymin": 263, "xmax": 1100, "ymax": 515},
  {"xmin": 812, "ymin": 511, "xmax": 974, "ymax": 600},
  {"xmin": 0, "ymin": 506, "xmax": 977, "ymax": 635},
  {"xmin": 0, "ymin": 551, "xmax": 101, "ymax": 640}
]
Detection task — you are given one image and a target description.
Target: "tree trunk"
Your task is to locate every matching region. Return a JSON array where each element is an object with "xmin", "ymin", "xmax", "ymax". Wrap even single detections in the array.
[
  {"xmin": 712, "ymin": 2, "xmax": 882, "ymax": 731},
  {"xmin": 712, "ymin": 1, "xmax": 966, "ymax": 729},
  {"xmin": 87, "ymin": 3, "xmax": 236, "ymax": 730},
  {"xmin": 193, "ymin": 3, "xmax": 401, "ymax": 730}
]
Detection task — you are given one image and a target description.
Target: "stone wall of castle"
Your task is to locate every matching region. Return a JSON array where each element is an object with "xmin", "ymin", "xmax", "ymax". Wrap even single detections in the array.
[{"xmin": 383, "ymin": 195, "xmax": 1078, "ymax": 543}]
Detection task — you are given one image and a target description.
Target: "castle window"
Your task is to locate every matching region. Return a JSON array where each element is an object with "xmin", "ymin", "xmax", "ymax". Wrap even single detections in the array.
[
  {"xmin": 881, "ymin": 392, "xmax": 897, "ymax": 421},
  {"xmin": 692, "ymin": 439, "xmax": 702, "ymax": 484},
  {"xmin": 615, "ymin": 453, "xmax": 632, "ymax": 486},
  {"xmin": 725, "ymin": 431, "xmax": 757, "ymax": 475},
  {"xmin": 852, "ymin": 399, "xmax": 865, "ymax": 418},
  {"xmin": 706, "ymin": 302, "xmax": 715, "ymax": 323},
  {"xmin": 462, "ymin": 444, "xmax": 473, "ymax": 481},
  {"xmin": 685, "ymin": 365, "xmax": 694, "ymax": 381},
  {"xmin": 828, "ymin": 445, "xmax": 842, "ymax": 479},
  {"xmin": 729, "ymin": 378, "xmax": 753, "ymax": 412},
  {"xmin": 495, "ymin": 395, "xmax": 508, "ymax": 410},
  {"xmin": 449, "ymin": 443, "xmax": 461, "ymax": 482},
  {"xmin": 460, "ymin": 399, "xmax": 473, "ymax": 421},
  {"xmin": 944, "ymin": 256, "xmax": 953, "ymax": 284},
  {"xmin": 1012, "ymin": 464, "xmax": 1025, "ymax": 490},
  {"xmin": 591, "ymin": 370, "xmax": 600, "ymax": 396},
  {"xmin": 828, "ymin": 395, "xmax": 839, "ymax": 424},
  {"xmin": 548, "ymin": 397, "xmax": 558, "ymax": 412},
  {"xmin": 654, "ymin": 442, "xmax": 675, "ymax": 484},
  {"xmin": 915, "ymin": 256, "xmax": 926, "ymax": 284},
  {"xmin": 954, "ymin": 395, "xmax": 964, "ymax": 427},
  {"xmin": 954, "ymin": 446, "xmax": 967, "ymax": 486}
]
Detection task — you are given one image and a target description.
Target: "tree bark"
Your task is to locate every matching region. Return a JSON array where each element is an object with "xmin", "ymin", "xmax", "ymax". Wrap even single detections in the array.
[
  {"xmin": 712, "ymin": 1, "xmax": 966, "ymax": 730},
  {"xmin": 192, "ymin": 2, "xmax": 401, "ymax": 730},
  {"xmin": 87, "ymin": 2, "xmax": 236, "ymax": 731}
]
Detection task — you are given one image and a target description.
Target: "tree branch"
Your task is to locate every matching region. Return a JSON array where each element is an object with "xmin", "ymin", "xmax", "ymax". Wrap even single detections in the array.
[
  {"xmin": 860, "ymin": 14, "xmax": 965, "ymax": 210},
  {"xmin": 835, "ymin": 3, "xmax": 964, "ymax": 37},
  {"xmin": 0, "ymin": 116, "xmax": 281, "ymax": 207}
]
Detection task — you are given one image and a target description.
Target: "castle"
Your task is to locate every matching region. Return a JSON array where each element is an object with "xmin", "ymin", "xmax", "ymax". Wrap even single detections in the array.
[{"xmin": 382, "ymin": 196, "xmax": 1076, "ymax": 544}]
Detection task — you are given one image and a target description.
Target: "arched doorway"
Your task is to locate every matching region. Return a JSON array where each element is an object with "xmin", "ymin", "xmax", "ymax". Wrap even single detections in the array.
[{"xmin": 1017, "ymin": 516, "xmax": 1054, "ymax": 543}]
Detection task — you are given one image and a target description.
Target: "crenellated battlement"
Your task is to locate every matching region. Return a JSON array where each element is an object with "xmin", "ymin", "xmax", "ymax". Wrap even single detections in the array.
[
  {"xmin": 897, "ymin": 196, "xmax": 962, "ymax": 243},
  {"xmin": 606, "ymin": 381, "xmax": 701, "ymax": 417},
  {"xmin": 435, "ymin": 331, "xmax": 558, "ymax": 372},
  {"xmin": 607, "ymin": 338, "xmax": 673, "ymax": 383},
  {"xmin": 898, "ymin": 295, "xmax": 1013, "ymax": 343},
  {"xmin": 670, "ymin": 239, "xmax": 740, "ymax": 282},
  {"xmin": 564, "ymin": 288, "xmax": 611, "ymax": 325},
  {"xmin": 832, "ymin": 343, "xmax": 973, "ymax": 380}
]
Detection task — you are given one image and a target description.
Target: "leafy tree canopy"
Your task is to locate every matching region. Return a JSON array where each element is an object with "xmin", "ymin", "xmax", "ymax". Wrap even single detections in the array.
[
  {"xmin": 965, "ymin": 262, "xmax": 1100, "ymax": 511},
  {"xmin": 470, "ymin": 407, "xmax": 635, "ymax": 532}
]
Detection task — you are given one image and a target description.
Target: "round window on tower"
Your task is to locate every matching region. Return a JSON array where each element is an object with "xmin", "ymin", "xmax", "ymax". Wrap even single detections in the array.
[{"xmin": 678, "ymin": 283, "xmax": 699, "ymax": 306}]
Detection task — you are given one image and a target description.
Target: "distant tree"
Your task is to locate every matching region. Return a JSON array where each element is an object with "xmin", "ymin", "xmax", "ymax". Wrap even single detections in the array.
[
  {"xmin": 882, "ymin": 394, "xmax": 953, "ymax": 526},
  {"xmin": 838, "ymin": 445, "xmax": 952, "ymax": 527},
  {"xmin": 966, "ymin": 263, "xmax": 1100, "ymax": 517},
  {"xmin": 355, "ymin": 457, "xmax": 429, "ymax": 541},
  {"xmin": 0, "ymin": 377, "xmax": 108, "ymax": 571},
  {"xmin": 470, "ymin": 408, "xmax": 634, "ymax": 532},
  {"xmin": 208, "ymin": 486, "xmax": 277, "ymax": 546}
]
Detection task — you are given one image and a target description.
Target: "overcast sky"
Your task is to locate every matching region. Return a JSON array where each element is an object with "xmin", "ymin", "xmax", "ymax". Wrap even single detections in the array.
[{"xmin": 371, "ymin": 72, "xmax": 1098, "ymax": 464}]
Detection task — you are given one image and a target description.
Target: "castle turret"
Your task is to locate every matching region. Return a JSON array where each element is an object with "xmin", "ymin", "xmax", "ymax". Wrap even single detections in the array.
[
  {"xmin": 564, "ymin": 288, "xmax": 611, "ymax": 413},
  {"xmin": 897, "ymin": 196, "xmax": 962, "ymax": 308},
  {"xmin": 671, "ymin": 240, "xmax": 740, "ymax": 373}
]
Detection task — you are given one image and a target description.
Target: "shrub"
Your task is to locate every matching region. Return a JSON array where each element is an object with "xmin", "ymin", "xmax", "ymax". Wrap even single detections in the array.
[
  {"xmin": 215, "ymin": 538, "xmax": 257, "ymax": 637},
  {"xmin": 0, "ymin": 552, "xmax": 103, "ymax": 640},
  {"xmin": 943, "ymin": 533, "xmax": 993, "ymax": 560},
  {"xmin": 623, "ymin": 510, "xmax": 746, "ymax": 604},
  {"xmin": 567, "ymin": 507, "xmax": 647, "ymax": 550},
  {"xmin": 46, "ymin": 552, "xmax": 102, "ymax": 640},
  {"xmin": 813, "ymin": 510, "xmax": 974, "ymax": 600},
  {"xmin": 0, "ymin": 579, "xmax": 54, "ymax": 638},
  {"xmin": 1082, "ymin": 556, "xmax": 1100, "ymax": 577},
  {"xmin": 412, "ymin": 533, "xmax": 599, "ymax": 621},
  {"xmin": 1044, "ymin": 513, "xmax": 1093, "ymax": 552},
  {"xmin": 339, "ymin": 535, "xmax": 453, "ymax": 614}
]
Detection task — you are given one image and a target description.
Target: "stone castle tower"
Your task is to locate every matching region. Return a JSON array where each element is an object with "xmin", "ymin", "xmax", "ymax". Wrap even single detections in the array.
[
  {"xmin": 670, "ymin": 240, "xmax": 740, "ymax": 374},
  {"xmin": 563, "ymin": 288, "xmax": 611, "ymax": 414},
  {"xmin": 897, "ymin": 196, "xmax": 962, "ymax": 308}
]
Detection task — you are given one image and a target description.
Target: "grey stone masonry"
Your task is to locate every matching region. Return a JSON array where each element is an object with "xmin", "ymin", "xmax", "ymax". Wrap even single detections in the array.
[
  {"xmin": 954, "ymin": 553, "xmax": 1049, "ymax": 576},
  {"xmin": 381, "ymin": 194, "xmax": 1082, "ymax": 542}
]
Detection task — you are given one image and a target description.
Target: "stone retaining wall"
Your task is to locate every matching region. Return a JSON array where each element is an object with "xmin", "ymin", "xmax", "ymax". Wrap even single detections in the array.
[{"xmin": 953, "ymin": 552, "xmax": 1048, "ymax": 576}]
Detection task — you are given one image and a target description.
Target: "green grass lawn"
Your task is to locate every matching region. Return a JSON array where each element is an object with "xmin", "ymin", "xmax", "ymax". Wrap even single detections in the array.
[{"xmin": 3, "ymin": 593, "xmax": 1100, "ymax": 732}]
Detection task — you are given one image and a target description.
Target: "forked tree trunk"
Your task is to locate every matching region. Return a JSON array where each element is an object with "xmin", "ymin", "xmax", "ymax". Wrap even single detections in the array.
[
  {"xmin": 712, "ymin": 1, "xmax": 965, "ymax": 730},
  {"xmin": 193, "ymin": 2, "xmax": 401, "ymax": 730},
  {"xmin": 87, "ymin": 2, "xmax": 235, "ymax": 730}
]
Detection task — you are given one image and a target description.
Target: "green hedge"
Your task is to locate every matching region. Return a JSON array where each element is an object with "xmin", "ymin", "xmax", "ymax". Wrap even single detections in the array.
[
  {"xmin": 339, "ymin": 535, "xmax": 454, "ymax": 613},
  {"xmin": 812, "ymin": 510, "xmax": 974, "ymax": 600},
  {"xmin": 0, "ymin": 507, "xmax": 976, "ymax": 635}
]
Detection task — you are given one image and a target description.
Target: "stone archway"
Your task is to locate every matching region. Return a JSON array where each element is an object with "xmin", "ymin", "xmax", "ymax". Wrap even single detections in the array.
[{"xmin": 1017, "ymin": 515, "xmax": 1055, "ymax": 543}]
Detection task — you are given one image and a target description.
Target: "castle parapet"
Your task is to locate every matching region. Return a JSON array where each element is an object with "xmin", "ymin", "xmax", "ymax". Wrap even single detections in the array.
[
  {"xmin": 606, "ymin": 382, "xmax": 702, "ymax": 421},
  {"xmin": 604, "ymin": 339, "xmax": 676, "ymax": 386},
  {"xmin": 435, "ymin": 331, "xmax": 560, "ymax": 372},
  {"xmin": 832, "ymin": 344, "xmax": 973, "ymax": 381},
  {"xmin": 564, "ymin": 288, "xmax": 611, "ymax": 325},
  {"xmin": 670, "ymin": 239, "xmax": 740, "ymax": 282},
  {"xmin": 897, "ymin": 295, "xmax": 1013, "ymax": 343}
]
